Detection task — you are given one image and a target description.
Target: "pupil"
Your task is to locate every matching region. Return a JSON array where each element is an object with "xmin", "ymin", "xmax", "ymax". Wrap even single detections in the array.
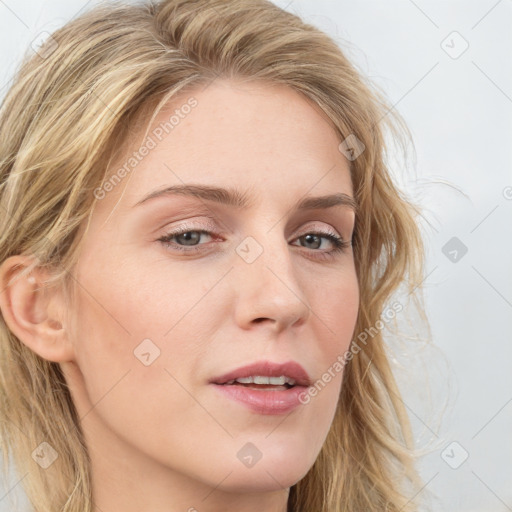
[
  {"xmin": 304, "ymin": 234, "xmax": 320, "ymax": 249},
  {"xmin": 178, "ymin": 232, "xmax": 199, "ymax": 245}
]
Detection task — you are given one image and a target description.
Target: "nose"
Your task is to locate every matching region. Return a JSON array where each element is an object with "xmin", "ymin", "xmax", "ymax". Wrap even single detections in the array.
[{"xmin": 232, "ymin": 232, "xmax": 311, "ymax": 333}]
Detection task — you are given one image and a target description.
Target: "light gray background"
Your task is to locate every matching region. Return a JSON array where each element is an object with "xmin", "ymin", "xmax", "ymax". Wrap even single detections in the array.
[{"xmin": 0, "ymin": 1, "xmax": 510, "ymax": 511}]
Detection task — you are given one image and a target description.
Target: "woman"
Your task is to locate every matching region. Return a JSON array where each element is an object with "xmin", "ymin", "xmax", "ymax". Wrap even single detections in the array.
[{"xmin": 0, "ymin": 1, "xmax": 426, "ymax": 511}]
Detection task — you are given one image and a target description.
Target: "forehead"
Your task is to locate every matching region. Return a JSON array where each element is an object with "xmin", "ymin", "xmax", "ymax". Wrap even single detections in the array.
[{"xmin": 95, "ymin": 79, "xmax": 353, "ymax": 219}]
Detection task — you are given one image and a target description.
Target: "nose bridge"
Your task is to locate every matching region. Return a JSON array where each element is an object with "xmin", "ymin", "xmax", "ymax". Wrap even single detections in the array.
[{"xmin": 233, "ymin": 223, "xmax": 310, "ymax": 328}]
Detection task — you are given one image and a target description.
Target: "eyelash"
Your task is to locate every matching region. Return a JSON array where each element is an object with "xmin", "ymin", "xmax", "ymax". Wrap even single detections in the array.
[{"xmin": 156, "ymin": 225, "xmax": 351, "ymax": 260}]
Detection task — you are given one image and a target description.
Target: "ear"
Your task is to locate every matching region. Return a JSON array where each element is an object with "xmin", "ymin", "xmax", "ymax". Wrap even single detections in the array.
[{"xmin": 0, "ymin": 254, "xmax": 75, "ymax": 362}]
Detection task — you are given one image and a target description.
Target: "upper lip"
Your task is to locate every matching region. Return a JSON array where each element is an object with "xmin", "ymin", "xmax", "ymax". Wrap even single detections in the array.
[{"xmin": 210, "ymin": 360, "xmax": 311, "ymax": 387}]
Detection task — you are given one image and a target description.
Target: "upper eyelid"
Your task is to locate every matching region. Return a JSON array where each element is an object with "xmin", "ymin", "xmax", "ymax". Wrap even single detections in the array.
[
  {"xmin": 148, "ymin": 204, "xmax": 354, "ymax": 235},
  {"xmin": 161, "ymin": 223, "xmax": 346, "ymax": 240},
  {"xmin": 160, "ymin": 216, "xmax": 349, "ymax": 233}
]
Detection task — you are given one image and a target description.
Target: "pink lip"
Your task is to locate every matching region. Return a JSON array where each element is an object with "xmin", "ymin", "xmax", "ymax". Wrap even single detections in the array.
[
  {"xmin": 210, "ymin": 360, "xmax": 311, "ymax": 387},
  {"xmin": 210, "ymin": 360, "xmax": 311, "ymax": 415}
]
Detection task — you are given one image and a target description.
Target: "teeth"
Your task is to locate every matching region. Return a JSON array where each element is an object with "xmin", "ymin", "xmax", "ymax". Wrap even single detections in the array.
[
  {"xmin": 235, "ymin": 376, "xmax": 254, "ymax": 384},
  {"xmin": 227, "ymin": 375, "xmax": 296, "ymax": 386}
]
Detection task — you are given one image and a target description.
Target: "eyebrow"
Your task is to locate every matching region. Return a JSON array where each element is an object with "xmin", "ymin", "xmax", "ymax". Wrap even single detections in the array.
[{"xmin": 132, "ymin": 184, "xmax": 357, "ymax": 212}]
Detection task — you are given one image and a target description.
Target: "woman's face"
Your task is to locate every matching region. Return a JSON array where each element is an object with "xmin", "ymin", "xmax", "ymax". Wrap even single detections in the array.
[{"xmin": 61, "ymin": 79, "xmax": 359, "ymax": 497}]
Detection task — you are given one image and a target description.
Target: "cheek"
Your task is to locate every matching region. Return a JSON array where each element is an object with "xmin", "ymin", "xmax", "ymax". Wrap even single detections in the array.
[
  {"xmin": 66, "ymin": 269, "xmax": 164, "ymax": 405},
  {"xmin": 297, "ymin": 265, "xmax": 359, "ymax": 408},
  {"xmin": 311, "ymin": 265, "xmax": 360, "ymax": 351},
  {"xmin": 305, "ymin": 272, "xmax": 358, "ymax": 416},
  {"xmin": 67, "ymin": 254, "xmax": 212, "ymax": 414},
  {"xmin": 66, "ymin": 277, "xmax": 204, "ymax": 456}
]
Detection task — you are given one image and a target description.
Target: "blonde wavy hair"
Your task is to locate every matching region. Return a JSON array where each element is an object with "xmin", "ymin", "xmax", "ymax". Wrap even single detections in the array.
[{"xmin": 0, "ymin": 1, "xmax": 426, "ymax": 511}]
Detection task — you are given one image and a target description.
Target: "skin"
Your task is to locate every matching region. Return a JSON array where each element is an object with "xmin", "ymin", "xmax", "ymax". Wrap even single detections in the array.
[{"xmin": 0, "ymin": 79, "xmax": 359, "ymax": 512}]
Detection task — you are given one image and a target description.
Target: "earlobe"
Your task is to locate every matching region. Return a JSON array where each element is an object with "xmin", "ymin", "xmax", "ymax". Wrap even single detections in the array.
[{"xmin": 0, "ymin": 254, "xmax": 74, "ymax": 363}]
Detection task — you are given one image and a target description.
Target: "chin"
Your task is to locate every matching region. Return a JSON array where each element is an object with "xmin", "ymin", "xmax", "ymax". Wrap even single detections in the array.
[
  {"xmin": 218, "ymin": 464, "xmax": 311, "ymax": 494},
  {"xmin": 216, "ymin": 447, "xmax": 315, "ymax": 493}
]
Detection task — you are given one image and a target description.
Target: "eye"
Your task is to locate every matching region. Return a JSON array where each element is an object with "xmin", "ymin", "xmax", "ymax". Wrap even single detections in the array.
[
  {"xmin": 156, "ymin": 225, "xmax": 351, "ymax": 259},
  {"xmin": 157, "ymin": 227, "xmax": 216, "ymax": 254},
  {"xmin": 291, "ymin": 230, "xmax": 351, "ymax": 260}
]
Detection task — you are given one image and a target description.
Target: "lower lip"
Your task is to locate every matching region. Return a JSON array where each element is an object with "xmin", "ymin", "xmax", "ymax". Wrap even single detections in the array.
[{"xmin": 211, "ymin": 383, "xmax": 309, "ymax": 415}]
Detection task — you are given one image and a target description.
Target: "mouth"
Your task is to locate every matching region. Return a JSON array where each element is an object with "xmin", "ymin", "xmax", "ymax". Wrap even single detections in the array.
[
  {"xmin": 209, "ymin": 360, "xmax": 311, "ymax": 414},
  {"xmin": 210, "ymin": 360, "xmax": 311, "ymax": 388},
  {"xmin": 217, "ymin": 375, "xmax": 297, "ymax": 391}
]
